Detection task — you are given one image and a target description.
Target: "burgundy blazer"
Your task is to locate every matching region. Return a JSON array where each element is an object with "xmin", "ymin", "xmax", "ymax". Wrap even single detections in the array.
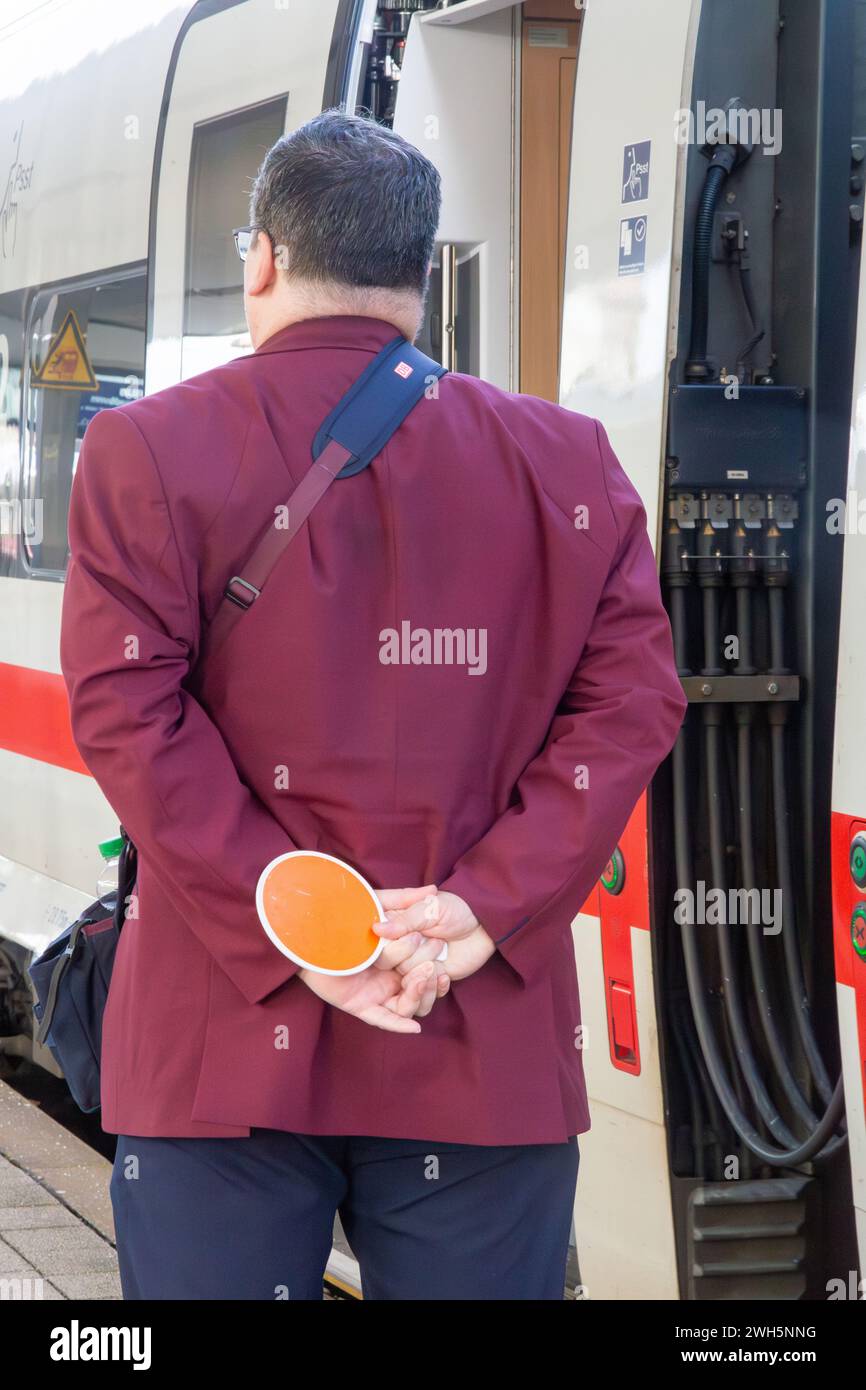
[{"xmin": 60, "ymin": 315, "xmax": 687, "ymax": 1144}]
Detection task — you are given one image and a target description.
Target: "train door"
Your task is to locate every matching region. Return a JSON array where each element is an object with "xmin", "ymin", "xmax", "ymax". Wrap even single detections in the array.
[
  {"xmin": 391, "ymin": 3, "xmax": 521, "ymax": 388},
  {"xmin": 391, "ymin": 1, "xmax": 582, "ymax": 378},
  {"xmin": 146, "ymin": 0, "xmax": 358, "ymax": 393}
]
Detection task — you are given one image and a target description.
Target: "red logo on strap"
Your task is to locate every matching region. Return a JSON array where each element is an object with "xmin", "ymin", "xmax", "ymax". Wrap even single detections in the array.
[{"xmin": 394, "ymin": 361, "xmax": 413, "ymax": 379}]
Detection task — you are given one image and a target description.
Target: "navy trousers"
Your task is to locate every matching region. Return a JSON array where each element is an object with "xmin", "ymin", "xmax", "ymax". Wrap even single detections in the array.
[{"xmin": 110, "ymin": 1129, "xmax": 579, "ymax": 1301}]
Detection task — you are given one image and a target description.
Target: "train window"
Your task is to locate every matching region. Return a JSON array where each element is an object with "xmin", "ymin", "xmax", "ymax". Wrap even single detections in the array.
[
  {"xmin": 24, "ymin": 270, "xmax": 145, "ymax": 578},
  {"xmin": 182, "ymin": 97, "xmax": 287, "ymax": 377},
  {"xmin": 0, "ymin": 290, "xmax": 26, "ymax": 579}
]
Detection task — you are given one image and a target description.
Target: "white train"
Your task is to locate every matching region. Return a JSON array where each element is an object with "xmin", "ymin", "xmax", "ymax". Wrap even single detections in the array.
[{"xmin": 1, "ymin": 0, "xmax": 864, "ymax": 1300}]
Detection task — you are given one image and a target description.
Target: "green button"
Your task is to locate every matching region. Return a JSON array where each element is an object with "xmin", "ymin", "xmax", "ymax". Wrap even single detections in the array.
[
  {"xmin": 601, "ymin": 847, "xmax": 625, "ymax": 895},
  {"xmin": 98, "ymin": 835, "xmax": 125, "ymax": 860},
  {"xmin": 851, "ymin": 835, "xmax": 866, "ymax": 888},
  {"xmin": 852, "ymin": 904, "xmax": 866, "ymax": 960}
]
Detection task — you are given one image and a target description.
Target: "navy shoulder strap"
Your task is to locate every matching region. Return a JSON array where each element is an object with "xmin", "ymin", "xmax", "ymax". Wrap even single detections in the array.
[
  {"xmin": 202, "ymin": 336, "xmax": 447, "ymax": 662},
  {"xmin": 312, "ymin": 336, "xmax": 446, "ymax": 478}
]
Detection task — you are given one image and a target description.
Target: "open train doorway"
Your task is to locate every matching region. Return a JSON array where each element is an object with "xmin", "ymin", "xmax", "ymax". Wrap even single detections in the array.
[
  {"xmin": 383, "ymin": 2, "xmax": 582, "ymax": 398},
  {"xmin": 518, "ymin": 1, "xmax": 581, "ymax": 400}
]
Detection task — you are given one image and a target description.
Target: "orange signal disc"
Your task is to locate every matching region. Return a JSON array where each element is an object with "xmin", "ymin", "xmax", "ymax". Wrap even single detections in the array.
[{"xmin": 256, "ymin": 851, "xmax": 385, "ymax": 975}]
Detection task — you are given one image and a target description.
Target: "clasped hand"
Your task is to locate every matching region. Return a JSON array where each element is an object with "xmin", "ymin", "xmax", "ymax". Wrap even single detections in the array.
[{"xmin": 299, "ymin": 885, "xmax": 495, "ymax": 1034}]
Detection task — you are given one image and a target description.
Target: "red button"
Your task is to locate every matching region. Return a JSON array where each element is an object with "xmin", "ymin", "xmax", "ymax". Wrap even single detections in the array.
[{"xmin": 610, "ymin": 981, "xmax": 637, "ymax": 1062}]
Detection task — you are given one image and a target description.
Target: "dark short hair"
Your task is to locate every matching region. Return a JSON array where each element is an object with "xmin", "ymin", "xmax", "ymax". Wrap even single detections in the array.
[{"xmin": 249, "ymin": 110, "xmax": 441, "ymax": 294}]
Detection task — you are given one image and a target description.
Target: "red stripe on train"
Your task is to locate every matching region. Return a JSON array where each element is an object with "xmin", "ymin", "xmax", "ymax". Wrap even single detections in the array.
[
  {"xmin": 0, "ymin": 661, "xmax": 89, "ymax": 775},
  {"xmin": 597, "ymin": 792, "xmax": 648, "ymax": 1076}
]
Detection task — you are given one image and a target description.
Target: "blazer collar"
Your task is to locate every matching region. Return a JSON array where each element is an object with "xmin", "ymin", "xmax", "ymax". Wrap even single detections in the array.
[{"xmin": 252, "ymin": 315, "xmax": 407, "ymax": 357}]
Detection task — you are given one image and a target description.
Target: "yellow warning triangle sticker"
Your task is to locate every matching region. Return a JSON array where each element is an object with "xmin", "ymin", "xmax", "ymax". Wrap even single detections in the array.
[{"xmin": 31, "ymin": 310, "xmax": 98, "ymax": 391}]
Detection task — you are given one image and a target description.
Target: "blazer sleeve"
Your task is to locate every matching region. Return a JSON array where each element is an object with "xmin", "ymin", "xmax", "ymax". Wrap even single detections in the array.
[
  {"xmin": 439, "ymin": 419, "xmax": 688, "ymax": 988},
  {"xmin": 60, "ymin": 406, "xmax": 299, "ymax": 1005}
]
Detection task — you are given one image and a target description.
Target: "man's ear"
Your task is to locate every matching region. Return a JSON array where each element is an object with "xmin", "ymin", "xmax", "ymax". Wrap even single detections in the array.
[{"xmin": 246, "ymin": 230, "xmax": 278, "ymax": 296}]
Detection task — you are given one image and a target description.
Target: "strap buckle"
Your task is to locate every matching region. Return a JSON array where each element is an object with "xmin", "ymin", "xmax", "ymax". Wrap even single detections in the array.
[{"xmin": 224, "ymin": 575, "xmax": 260, "ymax": 610}]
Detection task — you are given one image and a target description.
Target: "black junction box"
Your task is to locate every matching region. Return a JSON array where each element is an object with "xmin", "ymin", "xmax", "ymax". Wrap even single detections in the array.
[{"xmin": 667, "ymin": 384, "xmax": 808, "ymax": 489}]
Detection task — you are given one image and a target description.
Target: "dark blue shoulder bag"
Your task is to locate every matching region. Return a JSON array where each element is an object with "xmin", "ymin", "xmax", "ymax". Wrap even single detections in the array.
[
  {"xmin": 28, "ymin": 336, "xmax": 446, "ymax": 1113},
  {"xmin": 29, "ymin": 835, "xmax": 137, "ymax": 1112}
]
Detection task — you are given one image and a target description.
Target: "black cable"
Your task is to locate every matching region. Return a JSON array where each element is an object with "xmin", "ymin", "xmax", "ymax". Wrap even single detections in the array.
[
  {"xmin": 767, "ymin": 583, "xmax": 787, "ymax": 675},
  {"xmin": 675, "ymin": 725, "xmax": 846, "ymax": 1165},
  {"xmin": 670, "ymin": 995, "xmax": 708, "ymax": 1179},
  {"xmin": 736, "ymin": 712, "xmax": 835, "ymax": 1132},
  {"xmin": 765, "ymin": 575, "xmax": 835, "ymax": 1104},
  {"xmin": 700, "ymin": 541, "xmax": 799, "ymax": 1144},
  {"xmin": 738, "ymin": 258, "xmax": 759, "ymax": 329},
  {"xmin": 670, "ymin": 585, "xmax": 690, "ymax": 673},
  {"xmin": 670, "ymin": 591, "xmax": 846, "ymax": 1164},
  {"xmin": 704, "ymin": 709, "xmax": 800, "ymax": 1147},
  {"xmin": 735, "ymin": 262, "xmax": 765, "ymax": 379},
  {"xmin": 769, "ymin": 715, "xmax": 835, "ymax": 1105},
  {"xmin": 678, "ymin": 992, "xmax": 727, "ymax": 1180},
  {"xmin": 686, "ymin": 163, "xmax": 729, "ymax": 379},
  {"xmin": 735, "ymin": 586, "xmax": 754, "ymax": 674},
  {"xmin": 702, "ymin": 586, "xmax": 722, "ymax": 672}
]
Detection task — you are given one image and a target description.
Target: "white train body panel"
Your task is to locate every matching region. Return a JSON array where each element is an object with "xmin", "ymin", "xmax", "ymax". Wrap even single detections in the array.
[
  {"xmin": 0, "ymin": 2, "xmax": 189, "ymax": 288},
  {"xmin": 558, "ymin": 0, "xmax": 700, "ymax": 1298},
  {"xmin": 148, "ymin": 0, "xmax": 343, "ymax": 390}
]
